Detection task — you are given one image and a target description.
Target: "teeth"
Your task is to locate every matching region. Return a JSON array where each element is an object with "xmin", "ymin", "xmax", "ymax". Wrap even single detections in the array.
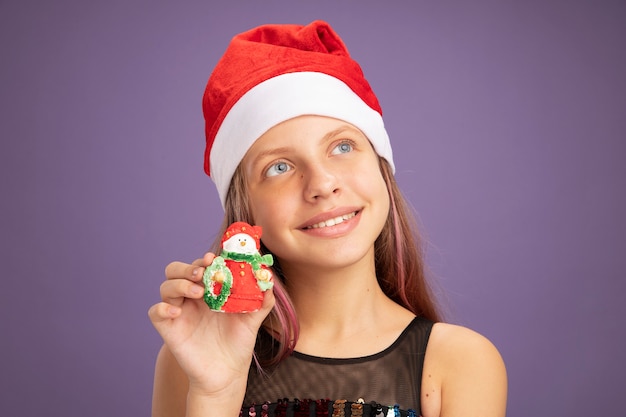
[{"xmin": 307, "ymin": 212, "xmax": 356, "ymax": 229}]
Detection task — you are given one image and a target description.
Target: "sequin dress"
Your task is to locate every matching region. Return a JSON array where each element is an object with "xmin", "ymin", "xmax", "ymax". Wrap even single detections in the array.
[{"xmin": 243, "ymin": 317, "xmax": 434, "ymax": 417}]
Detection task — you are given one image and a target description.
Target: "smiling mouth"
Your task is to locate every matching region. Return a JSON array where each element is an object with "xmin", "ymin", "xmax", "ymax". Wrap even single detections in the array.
[{"xmin": 304, "ymin": 211, "xmax": 358, "ymax": 229}]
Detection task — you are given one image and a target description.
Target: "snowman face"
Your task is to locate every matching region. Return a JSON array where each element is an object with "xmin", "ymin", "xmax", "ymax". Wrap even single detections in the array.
[{"xmin": 222, "ymin": 232, "xmax": 258, "ymax": 254}]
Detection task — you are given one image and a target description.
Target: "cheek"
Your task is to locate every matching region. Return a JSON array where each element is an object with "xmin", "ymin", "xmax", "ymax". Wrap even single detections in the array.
[
  {"xmin": 248, "ymin": 189, "xmax": 292, "ymax": 234},
  {"xmin": 254, "ymin": 214, "xmax": 292, "ymax": 260},
  {"xmin": 351, "ymin": 166, "xmax": 391, "ymax": 223},
  {"xmin": 372, "ymin": 177, "xmax": 391, "ymax": 221},
  {"xmin": 351, "ymin": 162, "xmax": 388, "ymax": 196},
  {"xmin": 248, "ymin": 188, "xmax": 302, "ymax": 259}
]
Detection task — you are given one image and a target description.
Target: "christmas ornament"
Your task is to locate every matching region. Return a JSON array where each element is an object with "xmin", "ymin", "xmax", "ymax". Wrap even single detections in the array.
[{"xmin": 203, "ymin": 222, "xmax": 274, "ymax": 313}]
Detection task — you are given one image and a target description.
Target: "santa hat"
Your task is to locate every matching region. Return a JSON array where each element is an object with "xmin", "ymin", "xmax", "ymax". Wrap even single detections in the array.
[
  {"xmin": 202, "ymin": 20, "xmax": 394, "ymax": 207},
  {"xmin": 221, "ymin": 221, "xmax": 262, "ymax": 250}
]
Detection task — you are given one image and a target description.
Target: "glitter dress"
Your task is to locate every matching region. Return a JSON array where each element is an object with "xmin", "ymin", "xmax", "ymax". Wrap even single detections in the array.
[{"xmin": 243, "ymin": 317, "xmax": 434, "ymax": 417}]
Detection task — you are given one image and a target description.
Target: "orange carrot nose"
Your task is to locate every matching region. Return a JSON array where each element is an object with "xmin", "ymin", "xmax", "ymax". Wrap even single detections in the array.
[{"xmin": 240, "ymin": 241, "xmax": 246, "ymax": 246}]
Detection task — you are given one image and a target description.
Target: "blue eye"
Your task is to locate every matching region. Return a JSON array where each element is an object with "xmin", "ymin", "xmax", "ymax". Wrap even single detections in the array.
[
  {"xmin": 332, "ymin": 141, "xmax": 354, "ymax": 155},
  {"xmin": 266, "ymin": 161, "xmax": 291, "ymax": 177}
]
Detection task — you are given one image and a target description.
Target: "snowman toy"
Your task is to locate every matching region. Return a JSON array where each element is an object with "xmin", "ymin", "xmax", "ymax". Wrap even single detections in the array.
[{"xmin": 203, "ymin": 222, "xmax": 274, "ymax": 313}]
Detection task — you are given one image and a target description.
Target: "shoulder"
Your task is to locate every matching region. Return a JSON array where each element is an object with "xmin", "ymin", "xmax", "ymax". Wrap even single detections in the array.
[
  {"xmin": 427, "ymin": 322, "xmax": 505, "ymax": 365},
  {"xmin": 421, "ymin": 323, "xmax": 507, "ymax": 417}
]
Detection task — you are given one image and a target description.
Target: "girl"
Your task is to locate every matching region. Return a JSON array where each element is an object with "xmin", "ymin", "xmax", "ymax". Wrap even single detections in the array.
[{"xmin": 149, "ymin": 21, "xmax": 507, "ymax": 417}]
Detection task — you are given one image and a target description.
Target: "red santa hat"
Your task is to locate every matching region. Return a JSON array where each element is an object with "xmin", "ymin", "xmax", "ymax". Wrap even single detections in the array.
[
  {"xmin": 202, "ymin": 20, "xmax": 394, "ymax": 207},
  {"xmin": 221, "ymin": 221, "xmax": 262, "ymax": 250}
]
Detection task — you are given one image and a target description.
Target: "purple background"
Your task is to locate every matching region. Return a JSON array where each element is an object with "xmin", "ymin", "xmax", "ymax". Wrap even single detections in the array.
[{"xmin": 1, "ymin": 1, "xmax": 625, "ymax": 416}]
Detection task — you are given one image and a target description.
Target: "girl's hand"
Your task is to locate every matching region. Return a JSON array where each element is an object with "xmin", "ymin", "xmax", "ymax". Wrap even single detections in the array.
[{"xmin": 148, "ymin": 252, "xmax": 275, "ymax": 396}]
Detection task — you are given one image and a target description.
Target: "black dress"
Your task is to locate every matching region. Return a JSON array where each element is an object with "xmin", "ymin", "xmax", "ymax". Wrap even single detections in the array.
[{"xmin": 243, "ymin": 317, "xmax": 434, "ymax": 417}]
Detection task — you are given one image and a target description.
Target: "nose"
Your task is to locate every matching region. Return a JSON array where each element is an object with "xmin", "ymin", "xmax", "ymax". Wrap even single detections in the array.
[{"xmin": 302, "ymin": 163, "xmax": 340, "ymax": 202}]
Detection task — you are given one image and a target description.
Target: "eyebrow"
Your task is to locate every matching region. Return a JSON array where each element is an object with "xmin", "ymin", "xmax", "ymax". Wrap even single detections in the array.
[
  {"xmin": 249, "ymin": 146, "xmax": 291, "ymax": 167},
  {"xmin": 322, "ymin": 126, "xmax": 361, "ymax": 142}
]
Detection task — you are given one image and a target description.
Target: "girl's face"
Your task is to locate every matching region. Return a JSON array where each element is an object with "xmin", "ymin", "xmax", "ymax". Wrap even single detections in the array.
[{"xmin": 241, "ymin": 115, "xmax": 390, "ymax": 272}]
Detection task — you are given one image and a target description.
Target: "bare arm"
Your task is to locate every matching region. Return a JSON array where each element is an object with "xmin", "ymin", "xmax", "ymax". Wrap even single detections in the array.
[
  {"xmin": 422, "ymin": 323, "xmax": 507, "ymax": 417},
  {"xmin": 152, "ymin": 344, "xmax": 188, "ymax": 417}
]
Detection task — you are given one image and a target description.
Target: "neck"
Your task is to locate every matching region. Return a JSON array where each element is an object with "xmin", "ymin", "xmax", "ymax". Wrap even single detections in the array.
[
  {"xmin": 279, "ymin": 251, "xmax": 414, "ymax": 350},
  {"xmin": 284, "ymin": 263, "xmax": 380, "ymax": 329}
]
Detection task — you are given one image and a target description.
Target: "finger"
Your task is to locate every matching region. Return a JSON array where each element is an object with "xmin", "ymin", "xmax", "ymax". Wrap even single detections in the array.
[
  {"xmin": 249, "ymin": 288, "xmax": 275, "ymax": 323},
  {"xmin": 148, "ymin": 302, "xmax": 181, "ymax": 324},
  {"xmin": 189, "ymin": 252, "xmax": 217, "ymax": 281},
  {"xmin": 261, "ymin": 287, "xmax": 276, "ymax": 313},
  {"xmin": 165, "ymin": 261, "xmax": 208, "ymax": 283},
  {"xmin": 160, "ymin": 279, "xmax": 205, "ymax": 306},
  {"xmin": 164, "ymin": 261, "xmax": 192, "ymax": 279},
  {"xmin": 191, "ymin": 252, "xmax": 217, "ymax": 267}
]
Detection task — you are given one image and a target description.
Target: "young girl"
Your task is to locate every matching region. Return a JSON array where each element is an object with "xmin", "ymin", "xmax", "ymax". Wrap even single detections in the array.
[{"xmin": 149, "ymin": 21, "xmax": 507, "ymax": 417}]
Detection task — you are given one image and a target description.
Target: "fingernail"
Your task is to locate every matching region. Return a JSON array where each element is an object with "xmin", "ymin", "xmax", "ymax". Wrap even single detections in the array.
[
  {"xmin": 192, "ymin": 268, "xmax": 200, "ymax": 277},
  {"xmin": 191, "ymin": 285, "xmax": 203, "ymax": 295},
  {"xmin": 169, "ymin": 306, "xmax": 181, "ymax": 316}
]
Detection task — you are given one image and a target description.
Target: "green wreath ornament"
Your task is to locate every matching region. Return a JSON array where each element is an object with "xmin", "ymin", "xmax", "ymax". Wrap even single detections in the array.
[{"xmin": 202, "ymin": 256, "xmax": 233, "ymax": 311}]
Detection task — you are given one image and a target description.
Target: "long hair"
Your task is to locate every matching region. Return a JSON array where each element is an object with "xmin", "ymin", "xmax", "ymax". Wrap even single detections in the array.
[
  {"xmin": 212, "ymin": 158, "xmax": 441, "ymax": 367},
  {"xmin": 375, "ymin": 159, "xmax": 441, "ymax": 322},
  {"xmin": 212, "ymin": 166, "xmax": 299, "ymax": 368}
]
